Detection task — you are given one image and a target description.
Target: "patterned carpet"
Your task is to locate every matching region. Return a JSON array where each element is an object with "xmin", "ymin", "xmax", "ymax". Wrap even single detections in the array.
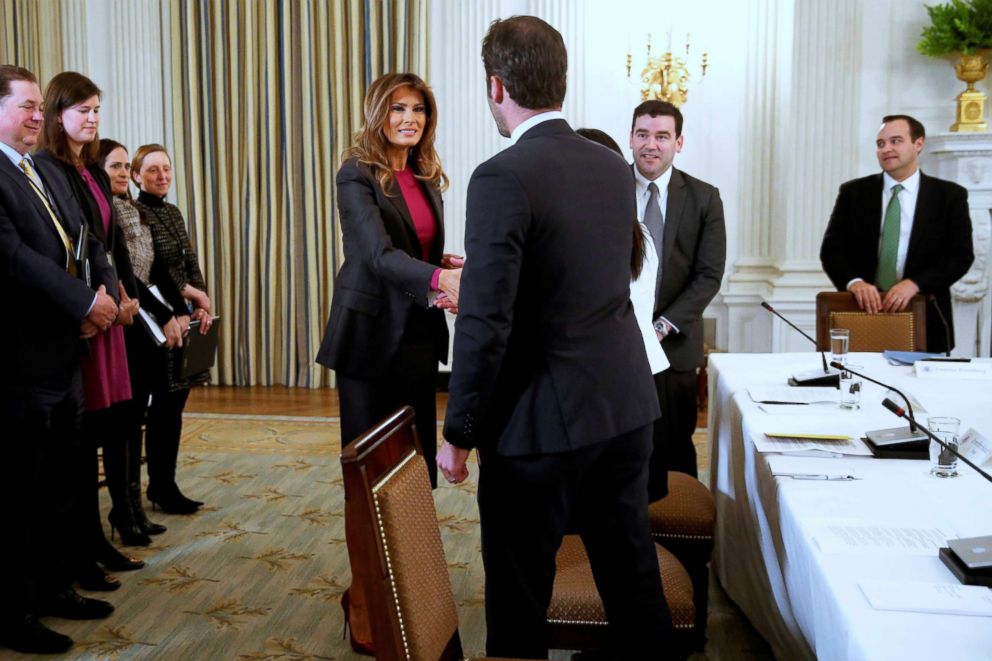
[{"xmin": 14, "ymin": 416, "xmax": 713, "ymax": 660}]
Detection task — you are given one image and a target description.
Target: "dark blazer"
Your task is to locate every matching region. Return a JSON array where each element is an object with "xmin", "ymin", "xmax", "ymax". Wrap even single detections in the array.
[
  {"xmin": 316, "ymin": 158, "xmax": 448, "ymax": 378},
  {"xmin": 639, "ymin": 166, "xmax": 726, "ymax": 373},
  {"xmin": 444, "ymin": 119, "xmax": 660, "ymax": 455},
  {"xmin": 820, "ymin": 172, "xmax": 973, "ymax": 353},
  {"xmin": 0, "ymin": 152, "xmax": 115, "ymax": 410}
]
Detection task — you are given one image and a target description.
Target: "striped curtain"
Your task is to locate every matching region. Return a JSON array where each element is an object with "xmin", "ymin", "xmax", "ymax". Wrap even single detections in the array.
[
  {"xmin": 0, "ymin": 0, "xmax": 64, "ymax": 80},
  {"xmin": 166, "ymin": 0, "xmax": 428, "ymax": 387}
]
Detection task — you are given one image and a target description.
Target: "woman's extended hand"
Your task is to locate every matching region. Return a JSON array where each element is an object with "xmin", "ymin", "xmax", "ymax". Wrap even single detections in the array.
[{"xmin": 438, "ymin": 268, "xmax": 461, "ymax": 308}]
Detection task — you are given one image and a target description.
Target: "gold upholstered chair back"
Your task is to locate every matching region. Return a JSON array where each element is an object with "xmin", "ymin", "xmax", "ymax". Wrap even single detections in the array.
[
  {"xmin": 340, "ymin": 406, "xmax": 463, "ymax": 661},
  {"xmin": 815, "ymin": 292, "xmax": 927, "ymax": 352}
]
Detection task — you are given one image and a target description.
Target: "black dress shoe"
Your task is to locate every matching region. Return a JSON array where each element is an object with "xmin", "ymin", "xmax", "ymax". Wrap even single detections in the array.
[
  {"xmin": 40, "ymin": 589, "xmax": 115, "ymax": 620},
  {"xmin": 0, "ymin": 615, "xmax": 73, "ymax": 654},
  {"xmin": 94, "ymin": 545, "xmax": 145, "ymax": 571},
  {"xmin": 74, "ymin": 563, "xmax": 121, "ymax": 592}
]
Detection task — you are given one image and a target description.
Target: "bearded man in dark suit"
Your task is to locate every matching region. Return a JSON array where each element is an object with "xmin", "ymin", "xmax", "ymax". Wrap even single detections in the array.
[
  {"xmin": 820, "ymin": 115, "xmax": 973, "ymax": 353},
  {"xmin": 436, "ymin": 16, "xmax": 673, "ymax": 660},
  {"xmin": 0, "ymin": 65, "xmax": 118, "ymax": 654}
]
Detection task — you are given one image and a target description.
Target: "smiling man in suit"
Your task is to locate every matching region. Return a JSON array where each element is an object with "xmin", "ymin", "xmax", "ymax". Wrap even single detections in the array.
[
  {"xmin": 629, "ymin": 100, "xmax": 726, "ymax": 498},
  {"xmin": 437, "ymin": 16, "xmax": 672, "ymax": 659},
  {"xmin": 820, "ymin": 115, "xmax": 973, "ymax": 353},
  {"xmin": 0, "ymin": 65, "xmax": 118, "ymax": 654}
]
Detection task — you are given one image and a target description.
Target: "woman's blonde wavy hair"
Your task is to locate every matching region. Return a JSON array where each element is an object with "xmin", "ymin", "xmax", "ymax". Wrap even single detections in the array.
[{"xmin": 347, "ymin": 72, "xmax": 448, "ymax": 195}]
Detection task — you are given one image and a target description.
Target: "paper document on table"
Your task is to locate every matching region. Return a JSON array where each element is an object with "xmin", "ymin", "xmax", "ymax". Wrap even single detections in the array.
[
  {"xmin": 751, "ymin": 433, "xmax": 871, "ymax": 456},
  {"xmin": 859, "ymin": 579, "xmax": 992, "ymax": 617},
  {"xmin": 958, "ymin": 428, "xmax": 992, "ymax": 466},
  {"xmin": 811, "ymin": 521, "xmax": 957, "ymax": 556},
  {"xmin": 747, "ymin": 386, "xmax": 839, "ymax": 405}
]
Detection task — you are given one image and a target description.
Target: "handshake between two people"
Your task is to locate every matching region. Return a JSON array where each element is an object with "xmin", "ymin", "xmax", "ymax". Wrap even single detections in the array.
[{"xmin": 435, "ymin": 253, "xmax": 465, "ymax": 313}]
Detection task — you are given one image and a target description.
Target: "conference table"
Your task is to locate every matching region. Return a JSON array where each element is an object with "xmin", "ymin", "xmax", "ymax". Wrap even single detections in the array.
[{"xmin": 707, "ymin": 352, "xmax": 992, "ymax": 661}]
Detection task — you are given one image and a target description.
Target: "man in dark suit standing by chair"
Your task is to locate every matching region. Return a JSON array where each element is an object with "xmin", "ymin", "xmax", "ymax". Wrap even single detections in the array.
[
  {"xmin": 0, "ymin": 65, "xmax": 118, "ymax": 654},
  {"xmin": 820, "ymin": 115, "xmax": 973, "ymax": 354},
  {"xmin": 437, "ymin": 17, "xmax": 672, "ymax": 660},
  {"xmin": 629, "ymin": 100, "xmax": 726, "ymax": 498}
]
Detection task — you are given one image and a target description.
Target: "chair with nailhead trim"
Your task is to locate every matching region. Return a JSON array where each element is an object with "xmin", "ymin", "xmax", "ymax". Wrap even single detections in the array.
[
  {"xmin": 647, "ymin": 471, "xmax": 716, "ymax": 651},
  {"xmin": 341, "ymin": 406, "xmax": 517, "ymax": 661}
]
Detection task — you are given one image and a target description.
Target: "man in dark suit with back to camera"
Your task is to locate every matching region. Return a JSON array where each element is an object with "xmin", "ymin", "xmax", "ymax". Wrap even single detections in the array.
[
  {"xmin": 629, "ymin": 100, "xmax": 726, "ymax": 498},
  {"xmin": 0, "ymin": 65, "xmax": 119, "ymax": 654},
  {"xmin": 436, "ymin": 16, "xmax": 673, "ymax": 659},
  {"xmin": 820, "ymin": 115, "xmax": 973, "ymax": 354}
]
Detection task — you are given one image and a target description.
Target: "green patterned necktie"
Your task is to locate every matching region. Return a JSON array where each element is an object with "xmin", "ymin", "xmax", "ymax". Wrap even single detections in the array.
[{"xmin": 876, "ymin": 183, "xmax": 904, "ymax": 291}]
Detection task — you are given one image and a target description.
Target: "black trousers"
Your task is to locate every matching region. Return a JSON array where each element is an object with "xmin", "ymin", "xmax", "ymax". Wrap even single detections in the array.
[
  {"xmin": 0, "ymin": 375, "xmax": 82, "ymax": 622},
  {"xmin": 337, "ymin": 321, "xmax": 440, "ymax": 488},
  {"xmin": 145, "ymin": 388, "xmax": 191, "ymax": 490},
  {"xmin": 649, "ymin": 368, "xmax": 699, "ymax": 501},
  {"xmin": 478, "ymin": 424, "xmax": 673, "ymax": 659}
]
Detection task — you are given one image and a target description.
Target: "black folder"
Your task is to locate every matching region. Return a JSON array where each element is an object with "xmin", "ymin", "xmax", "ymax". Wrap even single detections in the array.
[{"xmin": 178, "ymin": 317, "xmax": 220, "ymax": 379}]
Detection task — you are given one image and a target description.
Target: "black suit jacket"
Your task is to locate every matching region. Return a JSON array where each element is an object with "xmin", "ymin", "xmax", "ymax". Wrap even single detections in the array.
[
  {"xmin": 648, "ymin": 167, "xmax": 726, "ymax": 372},
  {"xmin": 819, "ymin": 172, "xmax": 973, "ymax": 353},
  {"xmin": 444, "ymin": 119, "xmax": 660, "ymax": 455},
  {"xmin": 0, "ymin": 152, "xmax": 115, "ymax": 414},
  {"xmin": 316, "ymin": 158, "xmax": 448, "ymax": 378}
]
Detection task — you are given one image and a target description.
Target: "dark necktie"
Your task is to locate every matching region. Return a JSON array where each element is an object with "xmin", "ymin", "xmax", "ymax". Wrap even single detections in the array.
[{"xmin": 645, "ymin": 182, "xmax": 664, "ymax": 273}]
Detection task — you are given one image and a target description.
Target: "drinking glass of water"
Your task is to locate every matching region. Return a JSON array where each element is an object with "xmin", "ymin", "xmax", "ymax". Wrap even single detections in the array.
[{"xmin": 927, "ymin": 416, "xmax": 960, "ymax": 478}]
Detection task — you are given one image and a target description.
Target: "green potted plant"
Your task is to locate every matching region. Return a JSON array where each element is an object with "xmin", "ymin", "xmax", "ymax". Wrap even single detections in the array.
[{"xmin": 917, "ymin": 0, "xmax": 990, "ymax": 131}]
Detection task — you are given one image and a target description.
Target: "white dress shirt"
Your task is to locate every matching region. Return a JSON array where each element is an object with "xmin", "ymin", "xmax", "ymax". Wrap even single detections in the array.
[
  {"xmin": 881, "ymin": 168, "xmax": 920, "ymax": 282},
  {"xmin": 508, "ymin": 110, "xmax": 566, "ymax": 145},
  {"xmin": 630, "ymin": 222, "xmax": 670, "ymax": 374}
]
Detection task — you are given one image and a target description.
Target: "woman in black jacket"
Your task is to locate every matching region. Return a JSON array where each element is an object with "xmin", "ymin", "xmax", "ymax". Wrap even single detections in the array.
[
  {"xmin": 35, "ymin": 72, "xmax": 146, "ymax": 587},
  {"xmin": 315, "ymin": 71, "xmax": 461, "ymax": 655}
]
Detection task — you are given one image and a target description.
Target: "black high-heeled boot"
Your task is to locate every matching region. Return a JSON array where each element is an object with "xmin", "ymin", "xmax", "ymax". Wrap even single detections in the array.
[
  {"xmin": 130, "ymin": 481, "xmax": 167, "ymax": 535},
  {"xmin": 146, "ymin": 388, "xmax": 203, "ymax": 515},
  {"xmin": 125, "ymin": 395, "xmax": 167, "ymax": 535},
  {"xmin": 146, "ymin": 482, "xmax": 201, "ymax": 514},
  {"xmin": 102, "ymin": 436, "xmax": 151, "ymax": 546}
]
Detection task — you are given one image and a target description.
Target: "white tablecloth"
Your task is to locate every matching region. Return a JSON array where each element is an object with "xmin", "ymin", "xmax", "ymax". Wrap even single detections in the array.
[{"xmin": 708, "ymin": 352, "xmax": 992, "ymax": 661}]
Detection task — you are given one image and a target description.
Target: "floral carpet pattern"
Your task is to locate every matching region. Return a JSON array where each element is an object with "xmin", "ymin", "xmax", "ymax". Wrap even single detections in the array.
[{"xmin": 17, "ymin": 416, "xmax": 710, "ymax": 660}]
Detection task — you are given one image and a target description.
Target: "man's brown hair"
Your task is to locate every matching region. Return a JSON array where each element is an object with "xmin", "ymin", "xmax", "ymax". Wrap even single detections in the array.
[
  {"xmin": 481, "ymin": 16, "xmax": 567, "ymax": 110},
  {"xmin": 0, "ymin": 65, "xmax": 37, "ymax": 104},
  {"xmin": 882, "ymin": 114, "xmax": 926, "ymax": 142}
]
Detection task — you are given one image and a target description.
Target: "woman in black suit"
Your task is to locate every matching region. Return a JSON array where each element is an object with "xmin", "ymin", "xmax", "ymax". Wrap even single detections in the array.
[
  {"xmin": 35, "ymin": 72, "xmax": 147, "ymax": 589},
  {"xmin": 316, "ymin": 71, "xmax": 460, "ymax": 654}
]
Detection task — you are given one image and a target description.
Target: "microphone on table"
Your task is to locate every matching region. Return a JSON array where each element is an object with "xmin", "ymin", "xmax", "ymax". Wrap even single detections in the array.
[
  {"xmin": 830, "ymin": 361, "xmax": 921, "ymax": 433},
  {"xmin": 882, "ymin": 398, "xmax": 992, "ymax": 485},
  {"xmin": 760, "ymin": 301, "xmax": 839, "ymax": 386},
  {"xmin": 927, "ymin": 295, "xmax": 952, "ymax": 358}
]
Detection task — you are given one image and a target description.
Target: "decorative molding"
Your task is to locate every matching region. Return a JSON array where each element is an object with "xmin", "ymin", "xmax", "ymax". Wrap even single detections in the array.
[{"xmin": 926, "ymin": 132, "xmax": 992, "ymax": 357}]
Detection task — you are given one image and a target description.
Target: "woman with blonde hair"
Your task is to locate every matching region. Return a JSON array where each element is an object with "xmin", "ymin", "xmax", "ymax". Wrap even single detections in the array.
[
  {"xmin": 316, "ymin": 72, "xmax": 461, "ymax": 654},
  {"xmin": 130, "ymin": 143, "xmax": 212, "ymax": 515}
]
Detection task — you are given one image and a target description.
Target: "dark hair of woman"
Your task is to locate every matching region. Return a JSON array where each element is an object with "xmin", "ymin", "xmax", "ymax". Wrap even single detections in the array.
[{"xmin": 575, "ymin": 128, "xmax": 646, "ymax": 280}]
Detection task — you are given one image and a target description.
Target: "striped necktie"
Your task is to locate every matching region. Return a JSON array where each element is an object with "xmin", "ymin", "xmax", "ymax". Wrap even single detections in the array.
[
  {"xmin": 19, "ymin": 157, "xmax": 76, "ymax": 276},
  {"xmin": 876, "ymin": 183, "xmax": 903, "ymax": 291}
]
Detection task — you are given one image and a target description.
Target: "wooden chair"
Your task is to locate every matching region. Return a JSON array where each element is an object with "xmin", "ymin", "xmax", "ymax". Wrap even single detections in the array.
[
  {"xmin": 548, "ymin": 535, "xmax": 697, "ymax": 658},
  {"xmin": 648, "ymin": 472, "xmax": 717, "ymax": 651},
  {"xmin": 815, "ymin": 291, "xmax": 927, "ymax": 352},
  {"xmin": 342, "ymin": 406, "xmax": 695, "ymax": 659},
  {"xmin": 341, "ymin": 406, "xmax": 490, "ymax": 661}
]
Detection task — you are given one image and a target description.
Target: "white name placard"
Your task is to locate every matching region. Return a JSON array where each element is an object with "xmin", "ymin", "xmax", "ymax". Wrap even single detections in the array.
[{"xmin": 958, "ymin": 428, "xmax": 992, "ymax": 467}]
